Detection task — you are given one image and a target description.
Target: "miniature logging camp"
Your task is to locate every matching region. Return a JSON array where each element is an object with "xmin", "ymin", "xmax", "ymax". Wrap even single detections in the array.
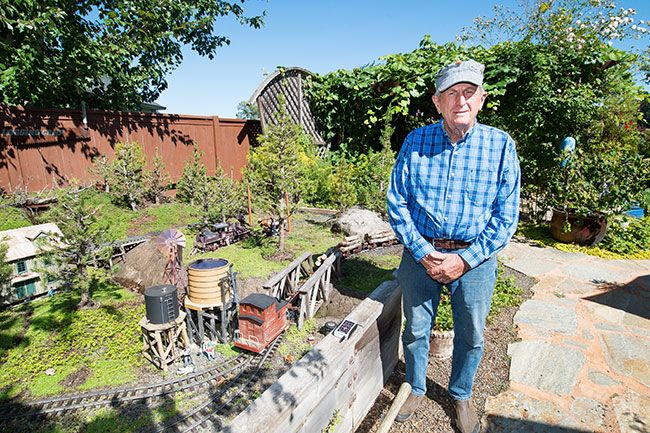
[{"xmin": 134, "ymin": 214, "xmax": 385, "ymax": 373}]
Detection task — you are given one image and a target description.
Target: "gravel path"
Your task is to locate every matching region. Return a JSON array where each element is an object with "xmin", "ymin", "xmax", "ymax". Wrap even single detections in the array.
[{"xmin": 355, "ymin": 266, "xmax": 535, "ymax": 433}]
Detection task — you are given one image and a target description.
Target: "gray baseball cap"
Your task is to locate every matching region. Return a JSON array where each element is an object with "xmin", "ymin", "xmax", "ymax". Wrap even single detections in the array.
[{"xmin": 435, "ymin": 60, "xmax": 485, "ymax": 94}]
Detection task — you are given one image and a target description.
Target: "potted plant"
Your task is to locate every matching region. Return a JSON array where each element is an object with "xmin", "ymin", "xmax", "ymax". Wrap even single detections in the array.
[
  {"xmin": 545, "ymin": 137, "xmax": 646, "ymax": 246},
  {"xmin": 430, "ymin": 286, "xmax": 454, "ymax": 360}
]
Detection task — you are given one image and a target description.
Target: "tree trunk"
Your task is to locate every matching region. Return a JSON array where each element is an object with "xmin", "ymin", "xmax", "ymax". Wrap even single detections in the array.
[
  {"xmin": 77, "ymin": 264, "xmax": 94, "ymax": 308},
  {"xmin": 278, "ymin": 218, "xmax": 286, "ymax": 254}
]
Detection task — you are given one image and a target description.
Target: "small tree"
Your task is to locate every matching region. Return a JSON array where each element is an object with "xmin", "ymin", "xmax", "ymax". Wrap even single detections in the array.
[
  {"xmin": 41, "ymin": 186, "xmax": 109, "ymax": 308},
  {"xmin": 246, "ymin": 97, "xmax": 314, "ymax": 254},
  {"xmin": 108, "ymin": 141, "xmax": 146, "ymax": 210},
  {"xmin": 144, "ymin": 149, "xmax": 170, "ymax": 205},
  {"xmin": 0, "ymin": 241, "xmax": 12, "ymax": 289},
  {"xmin": 177, "ymin": 145, "xmax": 209, "ymax": 206},
  {"xmin": 208, "ymin": 163, "xmax": 246, "ymax": 223}
]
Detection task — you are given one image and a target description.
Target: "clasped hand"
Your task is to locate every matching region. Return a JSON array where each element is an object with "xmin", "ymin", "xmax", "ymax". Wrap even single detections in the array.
[{"xmin": 420, "ymin": 251, "xmax": 469, "ymax": 284}]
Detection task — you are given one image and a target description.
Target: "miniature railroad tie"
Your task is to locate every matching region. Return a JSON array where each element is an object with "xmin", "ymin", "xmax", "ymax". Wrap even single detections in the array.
[{"xmin": 139, "ymin": 311, "xmax": 189, "ymax": 371}]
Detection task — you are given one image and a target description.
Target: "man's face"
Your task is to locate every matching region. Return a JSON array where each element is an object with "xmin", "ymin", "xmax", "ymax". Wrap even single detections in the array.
[{"xmin": 432, "ymin": 83, "xmax": 487, "ymax": 131}]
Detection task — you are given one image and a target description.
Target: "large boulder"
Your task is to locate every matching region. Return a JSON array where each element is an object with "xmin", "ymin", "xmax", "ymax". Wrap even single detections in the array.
[{"xmin": 332, "ymin": 207, "xmax": 393, "ymax": 238}]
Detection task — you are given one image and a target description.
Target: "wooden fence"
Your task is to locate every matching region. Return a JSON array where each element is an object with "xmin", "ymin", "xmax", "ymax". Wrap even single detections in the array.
[{"xmin": 0, "ymin": 105, "xmax": 262, "ymax": 192}]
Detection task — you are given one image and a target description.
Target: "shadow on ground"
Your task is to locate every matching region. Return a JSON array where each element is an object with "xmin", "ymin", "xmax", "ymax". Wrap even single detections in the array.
[{"xmin": 585, "ymin": 274, "xmax": 650, "ymax": 320}]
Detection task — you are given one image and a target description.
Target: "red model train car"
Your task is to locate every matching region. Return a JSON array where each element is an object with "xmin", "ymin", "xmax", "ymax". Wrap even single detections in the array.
[{"xmin": 234, "ymin": 293, "xmax": 289, "ymax": 353}]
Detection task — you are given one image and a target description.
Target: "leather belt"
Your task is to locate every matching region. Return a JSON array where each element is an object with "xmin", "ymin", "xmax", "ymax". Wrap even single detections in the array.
[{"xmin": 428, "ymin": 238, "xmax": 471, "ymax": 250}]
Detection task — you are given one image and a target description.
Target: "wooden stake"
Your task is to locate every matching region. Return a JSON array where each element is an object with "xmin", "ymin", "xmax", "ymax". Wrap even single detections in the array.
[
  {"xmin": 247, "ymin": 185, "xmax": 253, "ymax": 226},
  {"xmin": 285, "ymin": 191, "xmax": 292, "ymax": 232},
  {"xmin": 376, "ymin": 382, "xmax": 412, "ymax": 433}
]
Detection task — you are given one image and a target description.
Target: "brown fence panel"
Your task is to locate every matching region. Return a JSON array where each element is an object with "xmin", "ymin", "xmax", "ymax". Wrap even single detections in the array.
[{"xmin": 0, "ymin": 106, "xmax": 261, "ymax": 193}]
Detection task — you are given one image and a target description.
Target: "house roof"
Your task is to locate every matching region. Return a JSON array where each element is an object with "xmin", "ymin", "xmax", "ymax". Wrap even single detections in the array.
[
  {"xmin": 0, "ymin": 223, "xmax": 63, "ymax": 262},
  {"xmin": 240, "ymin": 293, "xmax": 288, "ymax": 312}
]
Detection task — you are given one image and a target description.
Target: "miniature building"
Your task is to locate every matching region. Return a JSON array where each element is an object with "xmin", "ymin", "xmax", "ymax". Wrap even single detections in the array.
[
  {"xmin": 0, "ymin": 223, "xmax": 63, "ymax": 305},
  {"xmin": 234, "ymin": 293, "xmax": 289, "ymax": 353}
]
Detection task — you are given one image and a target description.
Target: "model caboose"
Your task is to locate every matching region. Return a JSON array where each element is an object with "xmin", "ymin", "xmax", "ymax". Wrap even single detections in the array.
[{"xmin": 234, "ymin": 293, "xmax": 288, "ymax": 353}]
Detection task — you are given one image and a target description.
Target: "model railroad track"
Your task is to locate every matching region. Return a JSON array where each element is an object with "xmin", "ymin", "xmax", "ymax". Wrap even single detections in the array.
[
  {"xmin": 0, "ymin": 353, "xmax": 250, "ymax": 421},
  {"xmin": 149, "ymin": 334, "xmax": 283, "ymax": 433}
]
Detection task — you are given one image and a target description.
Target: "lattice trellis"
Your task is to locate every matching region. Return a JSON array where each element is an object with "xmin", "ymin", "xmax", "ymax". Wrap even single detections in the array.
[{"xmin": 248, "ymin": 67, "xmax": 326, "ymax": 145}]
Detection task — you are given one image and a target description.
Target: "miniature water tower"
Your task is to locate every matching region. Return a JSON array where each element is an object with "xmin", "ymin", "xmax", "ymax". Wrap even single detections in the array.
[{"xmin": 184, "ymin": 258, "xmax": 239, "ymax": 345}]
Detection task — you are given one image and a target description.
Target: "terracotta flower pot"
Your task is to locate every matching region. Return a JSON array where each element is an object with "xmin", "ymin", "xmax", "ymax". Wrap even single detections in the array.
[
  {"xmin": 550, "ymin": 208, "xmax": 608, "ymax": 246},
  {"xmin": 429, "ymin": 329, "xmax": 454, "ymax": 360}
]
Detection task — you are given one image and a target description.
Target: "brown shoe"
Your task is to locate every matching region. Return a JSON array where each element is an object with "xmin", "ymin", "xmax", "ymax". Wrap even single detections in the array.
[
  {"xmin": 453, "ymin": 399, "xmax": 480, "ymax": 433},
  {"xmin": 395, "ymin": 393, "xmax": 423, "ymax": 423}
]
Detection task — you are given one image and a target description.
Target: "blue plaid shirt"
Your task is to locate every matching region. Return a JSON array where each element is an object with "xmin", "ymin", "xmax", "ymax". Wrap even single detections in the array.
[{"xmin": 387, "ymin": 121, "xmax": 521, "ymax": 268}]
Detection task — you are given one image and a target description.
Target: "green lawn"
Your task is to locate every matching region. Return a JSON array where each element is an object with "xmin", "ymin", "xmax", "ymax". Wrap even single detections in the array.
[{"xmin": 0, "ymin": 275, "xmax": 148, "ymax": 402}]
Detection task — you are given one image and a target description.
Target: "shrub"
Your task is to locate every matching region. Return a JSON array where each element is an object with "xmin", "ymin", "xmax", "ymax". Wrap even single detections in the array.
[
  {"xmin": 177, "ymin": 144, "xmax": 209, "ymax": 206},
  {"xmin": 600, "ymin": 215, "xmax": 650, "ymax": 255}
]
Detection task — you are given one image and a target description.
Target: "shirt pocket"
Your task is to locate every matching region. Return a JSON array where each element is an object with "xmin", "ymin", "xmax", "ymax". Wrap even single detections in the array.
[{"xmin": 464, "ymin": 167, "xmax": 498, "ymax": 208}]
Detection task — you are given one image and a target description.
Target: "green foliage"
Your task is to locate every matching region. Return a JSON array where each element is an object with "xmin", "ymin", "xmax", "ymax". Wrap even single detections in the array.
[
  {"xmin": 0, "ymin": 1, "xmax": 264, "ymax": 110},
  {"xmin": 434, "ymin": 264, "xmax": 522, "ymax": 331},
  {"xmin": 340, "ymin": 253, "xmax": 401, "ymax": 294},
  {"xmin": 0, "ymin": 241, "xmax": 12, "ymax": 288},
  {"xmin": 0, "ymin": 197, "xmax": 32, "ymax": 230},
  {"xmin": 107, "ymin": 141, "xmax": 146, "ymax": 211},
  {"xmin": 204, "ymin": 163, "xmax": 247, "ymax": 224},
  {"xmin": 144, "ymin": 149, "xmax": 170, "ymax": 205},
  {"xmin": 278, "ymin": 319, "xmax": 317, "ymax": 360},
  {"xmin": 600, "ymin": 215, "xmax": 650, "ymax": 255},
  {"xmin": 176, "ymin": 145, "xmax": 208, "ymax": 206},
  {"xmin": 517, "ymin": 221, "xmax": 650, "ymax": 259},
  {"xmin": 0, "ymin": 281, "xmax": 144, "ymax": 400},
  {"xmin": 300, "ymin": 129, "xmax": 395, "ymax": 214},
  {"xmin": 305, "ymin": 0, "xmax": 649, "ymax": 219},
  {"xmin": 40, "ymin": 186, "xmax": 111, "ymax": 306},
  {"xmin": 245, "ymin": 96, "xmax": 316, "ymax": 253},
  {"xmin": 236, "ymin": 100, "xmax": 260, "ymax": 120}
]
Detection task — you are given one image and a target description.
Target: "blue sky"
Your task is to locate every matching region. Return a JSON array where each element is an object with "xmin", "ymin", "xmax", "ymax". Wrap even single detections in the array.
[{"xmin": 157, "ymin": 0, "xmax": 649, "ymax": 118}]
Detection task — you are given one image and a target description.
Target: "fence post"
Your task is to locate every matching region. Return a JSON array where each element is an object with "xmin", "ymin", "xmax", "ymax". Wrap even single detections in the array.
[{"xmin": 211, "ymin": 116, "xmax": 220, "ymax": 176}]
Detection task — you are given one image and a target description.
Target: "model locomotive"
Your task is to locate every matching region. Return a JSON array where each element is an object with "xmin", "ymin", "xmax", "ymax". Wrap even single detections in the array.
[{"xmin": 193, "ymin": 222, "xmax": 251, "ymax": 253}]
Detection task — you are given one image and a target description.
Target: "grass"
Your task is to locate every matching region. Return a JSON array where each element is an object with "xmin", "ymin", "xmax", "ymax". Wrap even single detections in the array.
[
  {"xmin": 339, "ymin": 251, "xmax": 401, "ymax": 293},
  {"xmin": 184, "ymin": 212, "xmax": 341, "ymax": 280},
  {"xmin": 0, "ymin": 203, "xmax": 32, "ymax": 231},
  {"xmin": 277, "ymin": 319, "xmax": 317, "ymax": 361},
  {"xmin": 517, "ymin": 222, "xmax": 650, "ymax": 260},
  {"xmin": 0, "ymin": 276, "xmax": 150, "ymax": 402}
]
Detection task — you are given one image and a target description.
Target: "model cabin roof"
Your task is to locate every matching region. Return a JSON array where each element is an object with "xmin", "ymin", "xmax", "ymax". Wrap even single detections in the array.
[
  {"xmin": 0, "ymin": 223, "xmax": 63, "ymax": 262},
  {"xmin": 240, "ymin": 293, "xmax": 287, "ymax": 312}
]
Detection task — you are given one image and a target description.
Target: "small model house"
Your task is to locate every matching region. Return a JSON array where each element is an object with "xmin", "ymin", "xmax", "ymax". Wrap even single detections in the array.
[
  {"xmin": 0, "ymin": 223, "xmax": 63, "ymax": 305},
  {"xmin": 235, "ymin": 293, "xmax": 289, "ymax": 353}
]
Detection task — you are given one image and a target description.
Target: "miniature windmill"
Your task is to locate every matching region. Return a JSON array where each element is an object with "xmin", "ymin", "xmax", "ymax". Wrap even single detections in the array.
[{"xmin": 154, "ymin": 229, "xmax": 187, "ymax": 302}]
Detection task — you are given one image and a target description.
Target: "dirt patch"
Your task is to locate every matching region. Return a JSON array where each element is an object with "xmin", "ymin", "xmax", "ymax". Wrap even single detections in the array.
[
  {"xmin": 355, "ymin": 265, "xmax": 535, "ymax": 433},
  {"xmin": 59, "ymin": 366, "xmax": 92, "ymax": 388},
  {"xmin": 126, "ymin": 215, "xmax": 156, "ymax": 237}
]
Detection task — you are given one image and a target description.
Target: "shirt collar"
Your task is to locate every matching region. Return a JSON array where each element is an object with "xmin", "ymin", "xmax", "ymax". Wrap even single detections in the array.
[{"xmin": 440, "ymin": 119, "xmax": 479, "ymax": 147}]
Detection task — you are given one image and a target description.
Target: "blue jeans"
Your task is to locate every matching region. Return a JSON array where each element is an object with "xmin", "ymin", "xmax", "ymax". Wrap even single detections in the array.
[{"xmin": 397, "ymin": 249, "xmax": 497, "ymax": 400}]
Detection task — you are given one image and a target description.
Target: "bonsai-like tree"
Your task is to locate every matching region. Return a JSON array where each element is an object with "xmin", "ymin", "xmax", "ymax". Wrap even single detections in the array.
[
  {"xmin": 108, "ymin": 141, "xmax": 146, "ymax": 210},
  {"xmin": 41, "ymin": 185, "xmax": 109, "ymax": 308},
  {"xmin": 144, "ymin": 148, "xmax": 170, "ymax": 205},
  {"xmin": 177, "ymin": 145, "xmax": 208, "ymax": 207},
  {"xmin": 245, "ymin": 97, "xmax": 314, "ymax": 255}
]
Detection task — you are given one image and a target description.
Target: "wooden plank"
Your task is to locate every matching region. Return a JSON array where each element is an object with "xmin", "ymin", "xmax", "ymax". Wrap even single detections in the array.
[
  {"xmin": 227, "ymin": 280, "xmax": 401, "ymax": 433},
  {"xmin": 263, "ymin": 251, "xmax": 312, "ymax": 289}
]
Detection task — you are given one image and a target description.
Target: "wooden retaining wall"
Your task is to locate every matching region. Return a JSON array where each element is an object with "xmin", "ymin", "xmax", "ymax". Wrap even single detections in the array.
[{"xmin": 225, "ymin": 280, "xmax": 402, "ymax": 433}]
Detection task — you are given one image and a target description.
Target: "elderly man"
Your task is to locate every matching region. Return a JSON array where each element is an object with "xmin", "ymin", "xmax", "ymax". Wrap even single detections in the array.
[{"xmin": 387, "ymin": 60, "xmax": 520, "ymax": 433}]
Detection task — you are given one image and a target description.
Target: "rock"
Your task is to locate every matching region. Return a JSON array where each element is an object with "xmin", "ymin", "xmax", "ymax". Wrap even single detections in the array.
[
  {"xmin": 612, "ymin": 389, "xmax": 650, "ymax": 433},
  {"xmin": 331, "ymin": 207, "xmax": 393, "ymax": 239},
  {"xmin": 599, "ymin": 333, "xmax": 650, "ymax": 387},
  {"xmin": 587, "ymin": 370, "xmax": 620, "ymax": 387},
  {"xmin": 508, "ymin": 340, "xmax": 585, "ymax": 395},
  {"xmin": 513, "ymin": 299, "xmax": 577, "ymax": 336}
]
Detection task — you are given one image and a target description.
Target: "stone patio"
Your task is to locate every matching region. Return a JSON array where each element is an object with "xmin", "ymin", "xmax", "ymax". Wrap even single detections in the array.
[{"xmin": 483, "ymin": 239, "xmax": 650, "ymax": 433}]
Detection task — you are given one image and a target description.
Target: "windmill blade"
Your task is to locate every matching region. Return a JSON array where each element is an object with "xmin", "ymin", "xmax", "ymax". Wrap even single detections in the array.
[{"xmin": 155, "ymin": 229, "xmax": 185, "ymax": 254}]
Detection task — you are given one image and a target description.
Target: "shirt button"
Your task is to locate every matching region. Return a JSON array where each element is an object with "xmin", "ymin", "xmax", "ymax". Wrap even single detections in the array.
[
  {"xmin": 444, "ymin": 217, "xmax": 448, "ymax": 221},
  {"xmin": 450, "ymin": 172, "xmax": 455, "ymax": 177}
]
